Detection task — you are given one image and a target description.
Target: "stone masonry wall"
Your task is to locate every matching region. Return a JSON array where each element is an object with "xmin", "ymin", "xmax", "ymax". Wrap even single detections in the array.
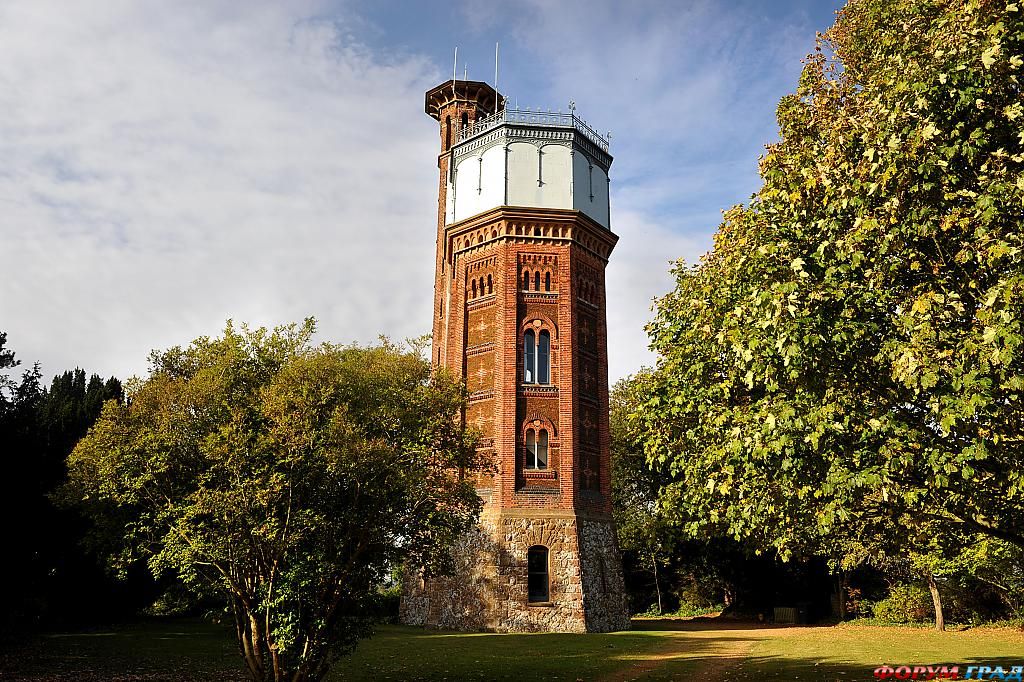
[
  {"xmin": 401, "ymin": 514, "xmax": 629, "ymax": 633},
  {"xmin": 578, "ymin": 517, "xmax": 632, "ymax": 631}
]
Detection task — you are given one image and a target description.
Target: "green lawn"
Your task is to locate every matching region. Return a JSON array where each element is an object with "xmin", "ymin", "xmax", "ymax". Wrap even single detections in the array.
[
  {"xmin": 3, "ymin": 618, "xmax": 1022, "ymax": 681},
  {"xmin": 732, "ymin": 623, "xmax": 1024, "ymax": 681},
  {"xmin": 333, "ymin": 625, "xmax": 684, "ymax": 681}
]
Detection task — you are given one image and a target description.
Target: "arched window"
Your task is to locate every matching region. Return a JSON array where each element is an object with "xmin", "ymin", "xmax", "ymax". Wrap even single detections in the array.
[
  {"xmin": 461, "ymin": 112, "xmax": 468, "ymax": 131},
  {"xmin": 523, "ymin": 329, "xmax": 550, "ymax": 385},
  {"xmin": 538, "ymin": 331, "xmax": 550, "ymax": 384},
  {"xmin": 471, "ymin": 279, "xmax": 477, "ymax": 298},
  {"xmin": 528, "ymin": 546, "xmax": 549, "ymax": 603},
  {"xmin": 534, "ymin": 272, "xmax": 541, "ymax": 291},
  {"xmin": 525, "ymin": 428, "xmax": 548, "ymax": 470},
  {"xmin": 445, "ymin": 116, "xmax": 451, "ymax": 148},
  {"xmin": 487, "ymin": 274, "xmax": 493, "ymax": 294},
  {"xmin": 545, "ymin": 272, "xmax": 551, "ymax": 292},
  {"xmin": 523, "ymin": 330, "xmax": 535, "ymax": 383},
  {"xmin": 523, "ymin": 271, "xmax": 530, "ymax": 291},
  {"xmin": 479, "ymin": 277, "xmax": 485, "ymax": 296}
]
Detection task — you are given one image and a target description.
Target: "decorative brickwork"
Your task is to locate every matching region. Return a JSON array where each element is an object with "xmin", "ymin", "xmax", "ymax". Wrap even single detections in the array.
[{"xmin": 403, "ymin": 80, "xmax": 629, "ymax": 632}]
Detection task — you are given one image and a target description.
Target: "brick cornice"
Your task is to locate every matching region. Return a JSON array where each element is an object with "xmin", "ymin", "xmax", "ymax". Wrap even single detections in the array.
[{"xmin": 444, "ymin": 206, "xmax": 619, "ymax": 264}]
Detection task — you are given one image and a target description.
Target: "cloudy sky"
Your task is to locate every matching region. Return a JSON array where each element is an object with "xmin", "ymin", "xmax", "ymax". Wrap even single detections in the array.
[{"xmin": 0, "ymin": 0, "xmax": 842, "ymax": 384}]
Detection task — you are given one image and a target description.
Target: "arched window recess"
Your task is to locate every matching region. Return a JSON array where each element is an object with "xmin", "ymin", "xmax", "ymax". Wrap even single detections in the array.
[
  {"xmin": 523, "ymin": 327, "xmax": 551, "ymax": 385},
  {"xmin": 525, "ymin": 428, "xmax": 549, "ymax": 470}
]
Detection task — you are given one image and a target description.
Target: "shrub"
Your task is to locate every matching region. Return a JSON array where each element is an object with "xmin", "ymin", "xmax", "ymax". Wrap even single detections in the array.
[{"xmin": 872, "ymin": 584, "xmax": 933, "ymax": 624}]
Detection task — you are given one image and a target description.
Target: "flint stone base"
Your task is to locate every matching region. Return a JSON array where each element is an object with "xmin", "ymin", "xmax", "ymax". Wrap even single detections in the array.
[{"xmin": 401, "ymin": 514, "xmax": 630, "ymax": 633}]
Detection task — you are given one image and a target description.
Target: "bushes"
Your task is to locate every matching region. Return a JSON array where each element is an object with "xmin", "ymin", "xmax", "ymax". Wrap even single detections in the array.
[
  {"xmin": 366, "ymin": 584, "xmax": 402, "ymax": 624},
  {"xmin": 871, "ymin": 585, "xmax": 933, "ymax": 624}
]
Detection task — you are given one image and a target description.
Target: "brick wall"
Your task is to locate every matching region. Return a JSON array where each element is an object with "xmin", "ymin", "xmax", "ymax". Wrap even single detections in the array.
[{"xmin": 409, "ymin": 82, "xmax": 628, "ymax": 632}]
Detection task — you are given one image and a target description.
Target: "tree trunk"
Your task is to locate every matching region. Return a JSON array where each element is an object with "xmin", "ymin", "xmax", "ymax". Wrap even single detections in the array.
[
  {"xmin": 926, "ymin": 572, "xmax": 945, "ymax": 632},
  {"xmin": 835, "ymin": 573, "xmax": 847, "ymax": 620},
  {"xmin": 233, "ymin": 599, "xmax": 264, "ymax": 681},
  {"xmin": 652, "ymin": 557, "xmax": 663, "ymax": 615}
]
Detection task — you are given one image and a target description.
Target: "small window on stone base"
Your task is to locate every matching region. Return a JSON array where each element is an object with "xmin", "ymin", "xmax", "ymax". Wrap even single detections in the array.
[{"xmin": 528, "ymin": 545, "xmax": 549, "ymax": 603}]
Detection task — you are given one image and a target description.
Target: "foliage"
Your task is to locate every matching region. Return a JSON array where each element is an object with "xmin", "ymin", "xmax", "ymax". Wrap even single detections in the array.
[
  {"xmin": 0, "ymin": 332, "xmax": 128, "ymax": 633},
  {"xmin": 871, "ymin": 584, "xmax": 934, "ymax": 623},
  {"xmin": 635, "ymin": 0, "xmax": 1024, "ymax": 561},
  {"xmin": 0, "ymin": 331, "xmax": 18, "ymax": 397},
  {"xmin": 610, "ymin": 374, "xmax": 676, "ymax": 612},
  {"xmin": 635, "ymin": 602, "xmax": 723, "ymax": 619},
  {"xmin": 61, "ymin": 320, "xmax": 482, "ymax": 682}
]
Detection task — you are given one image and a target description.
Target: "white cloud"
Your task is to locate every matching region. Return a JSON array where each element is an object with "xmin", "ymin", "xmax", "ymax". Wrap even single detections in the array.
[
  {"xmin": 0, "ymin": 1, "xmax": 443, "ymax": 381},
  {"xmin": 605, "ymin": 207, "xmax": 712, "ymax": 381},
  {"xmin": 0, "ymin": 0, "xmax": 828, "ymax": 386},
  {"xmin": 457, "ymin": 0, "xmax": 823, "ymax": 381}
]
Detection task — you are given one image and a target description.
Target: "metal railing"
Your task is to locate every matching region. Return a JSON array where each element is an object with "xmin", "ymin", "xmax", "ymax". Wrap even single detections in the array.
[{"xmin": 456, "ymin": 107, "xmax": 610, "ymax": 152}]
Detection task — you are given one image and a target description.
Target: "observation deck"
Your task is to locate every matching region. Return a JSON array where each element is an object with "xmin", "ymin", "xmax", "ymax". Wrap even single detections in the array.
[{"xmin": 457, "ymin": 107, "xmax": 610, "ymax": 153}]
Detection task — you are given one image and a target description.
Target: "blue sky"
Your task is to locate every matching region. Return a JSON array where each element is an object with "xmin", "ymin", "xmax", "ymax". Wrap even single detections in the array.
[{"xmin": 0, "ymin": 0, "xmax": 843, "ymax": 383}]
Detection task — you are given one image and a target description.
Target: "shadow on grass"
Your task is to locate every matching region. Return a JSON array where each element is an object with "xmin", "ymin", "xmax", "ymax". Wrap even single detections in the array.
[
  {"xmin": 4, "ymin": 617, "xmax": 1022, "ymax": 682},
  {"xmin": 0, "ymin": 619, "xmax": 246, "ymax": 682},
  {"xmin": 334, "ymin": 619, "xmax": 793, "ymax": 682}
]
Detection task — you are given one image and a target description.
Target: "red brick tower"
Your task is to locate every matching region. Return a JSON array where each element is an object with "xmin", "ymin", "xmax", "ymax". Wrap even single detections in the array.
[{"xmin": 401, "ymin": 79, "xmax": 630, "ymax": 632}]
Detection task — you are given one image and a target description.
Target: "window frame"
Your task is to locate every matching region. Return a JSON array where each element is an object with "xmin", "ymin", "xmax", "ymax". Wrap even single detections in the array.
[
  {"xmin": 523, "ymin": 330, "xmax": 536, "ymax": 383},
  {"xmin": 522, "ymin": 326, "xmax": 552, "ymax": 385},
  {"xmin": 537, "ymin": 330, "xmax": 550, "ymax": 384},
  {"xmin": 527, "ymin": 545, "xmax": 550, "ymax": 603},
  {"xmin": 525, "ymin": 427, "xmax": 549, "ymax": 470}
]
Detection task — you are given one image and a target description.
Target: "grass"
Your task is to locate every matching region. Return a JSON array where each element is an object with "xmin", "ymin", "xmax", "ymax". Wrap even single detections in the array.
[
  {"xmin": 732, "ymin": 622, "xmax": 1024, "ymax": 681},
  {"xmin": 0, "ymin": 619, "xmax": 246, "ymax": 681},
  {"xmin": 334, "ymin": 625, "xmax": 687, "ymax": 681},
  {"xmin": 3, "ymin": 617, "xmax": 1022, "ymax": 681}
]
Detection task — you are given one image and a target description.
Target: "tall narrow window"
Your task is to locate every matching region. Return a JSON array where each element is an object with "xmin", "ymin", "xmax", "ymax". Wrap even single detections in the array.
[
  {"xmin": 471, "ymin": 279, "xmax": 477, "ymax": 298},
  {"xmin": 525, "ymin": 428, "xmax": 548, "ymax": 470},
  {"xmin": 524, "ymin": 330, "xmax": 535, "ymax": 383},
  {"xmin": 525, "ymin": 429, "xmax": 537, "ymax": 468},
  {"xmin": 461, "ymin": 112, "xmax": 468, "ymax": 131},
  {"xmin": 545, "ymin": 272, "xmax": 551, "ymax": 292},
  {"xmin": 523, "ymin": 271, "xmax": 530, "ymax": 290},
  {"xmin": 534, "ymin": 272, "xmax": 541, "ymax": 291},
  {"xmin": 445, "ymin": 116, "xmax": 451, "ymax": 148},
  {"xmin": 487, "ymin": 274, "xmax": 493, "ymax": 294},
  {"xmin": 479, "ymin": 277, "xmax": 485, "ymax": 296},
  {"xmin": 538, "ymin": 331, "xmax": 550, "ymax": 384},
  {"xmin": 528, "ymin": 546, "xmax": 549, "ymax": 603}
]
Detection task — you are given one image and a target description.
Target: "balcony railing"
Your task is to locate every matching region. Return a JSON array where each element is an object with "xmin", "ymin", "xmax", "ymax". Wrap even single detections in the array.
[{"xmin": 456, "ymin": 107, "xmax": 610, "ymax": 152}]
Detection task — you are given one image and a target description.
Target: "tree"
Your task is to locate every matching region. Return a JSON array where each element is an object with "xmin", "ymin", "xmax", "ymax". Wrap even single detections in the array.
[
  {"xmin": 635, "ymin": 0, "xmax": 1024, "ymax": 563},
  {"xmin": 62, "ymin": 320, "xmax": 481, "ymax": 682},
  {"xmin": 0, "ymin": 333, "xmax": 132, "ymax": 632},
  {"xmin": 0, "ymin": 331, "xmax": 17, "ymax": 381},
  {"xmin": 610, "ymin": 374, "xmax": 673, "ymax": 613}
]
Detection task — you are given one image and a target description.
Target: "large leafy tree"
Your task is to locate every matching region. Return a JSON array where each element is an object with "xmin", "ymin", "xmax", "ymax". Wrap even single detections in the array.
[
  {"xmin": 63, "ymin": 321, "xmax": 481, "ymax": 682},
  {"xmin": 636, "ymin": 0, "xmax": 1024, "ymax": 561}
]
